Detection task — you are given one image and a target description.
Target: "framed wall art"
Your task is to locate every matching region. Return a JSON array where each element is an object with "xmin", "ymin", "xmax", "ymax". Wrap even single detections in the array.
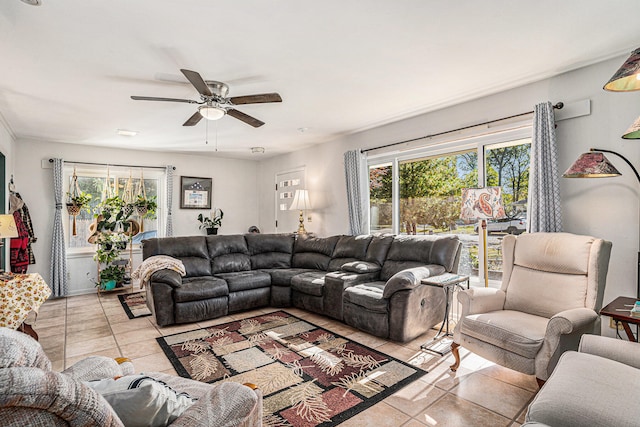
[{"xmin": 180, "ymin": 176, "xmax": 212, "ymax": 209}]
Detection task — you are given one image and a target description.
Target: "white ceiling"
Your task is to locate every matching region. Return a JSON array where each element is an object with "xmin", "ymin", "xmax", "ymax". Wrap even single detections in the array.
[{"xmin": 1, "ymin": 1, "xmax": 639, "ymax": 159}]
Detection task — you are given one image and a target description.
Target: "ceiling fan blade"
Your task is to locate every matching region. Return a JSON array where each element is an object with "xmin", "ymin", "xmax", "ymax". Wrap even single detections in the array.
[
  {"xmin": 227, "ymin": 109, "xmax": 265, "ymax": 128},
  {"xmin": 183, "ymin": 111, "xmax": 203, "ymax": 126},
  {"xmin": 229, "ymin": 93, "xmax": 282, "ymax": 105},
  {"xmin": 180, "ymin": 69, "xmax": 213, "ymax": 97},
  {"xmin": 131, "ymin": 96, "xmax": 198, "ymax": 104}
]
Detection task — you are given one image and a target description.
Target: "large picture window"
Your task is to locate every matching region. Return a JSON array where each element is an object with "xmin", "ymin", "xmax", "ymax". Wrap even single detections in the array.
[
  {"xmin": 367, "ymin": 129, "xmax": 532, "ymax": 284},
  {"xmin": 65, "ymin": 166, "xmax": 164, "ymax": 250}
]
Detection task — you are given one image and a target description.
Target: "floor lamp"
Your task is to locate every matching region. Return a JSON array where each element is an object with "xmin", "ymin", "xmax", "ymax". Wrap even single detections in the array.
[
  {"xmin": 563, "ymin": 148, "xmax": 640, "ymax": 298},
  {"xmin": 461, "ymin": 187, "xmax": 506, "ymax": 287}
]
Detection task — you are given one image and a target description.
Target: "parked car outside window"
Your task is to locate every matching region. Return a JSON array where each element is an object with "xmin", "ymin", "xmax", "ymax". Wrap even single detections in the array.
[{"xmin": 474, "ymin": 215, "xmax": 526, "ymax": 235}]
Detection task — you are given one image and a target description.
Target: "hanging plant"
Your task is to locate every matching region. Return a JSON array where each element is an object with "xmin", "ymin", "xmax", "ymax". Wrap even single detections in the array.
[
  {"xmin": 134, "ymin": 195, "xmax": 157, "ymax": 219},
  {"xmin": 66, "ymin": 168, "xmax": 92, "ymax": 235}
]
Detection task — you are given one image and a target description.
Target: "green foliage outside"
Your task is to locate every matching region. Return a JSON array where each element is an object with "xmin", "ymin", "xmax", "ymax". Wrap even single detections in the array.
[{"xmin": 369, "ymin": 143, "xmax": 530, "ymax": 233}]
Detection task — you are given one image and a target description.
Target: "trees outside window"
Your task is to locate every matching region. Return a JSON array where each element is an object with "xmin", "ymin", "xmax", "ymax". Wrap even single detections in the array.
[{"xmin": 367, "ymin": 136, "xmax": 531, "ymax": 282}]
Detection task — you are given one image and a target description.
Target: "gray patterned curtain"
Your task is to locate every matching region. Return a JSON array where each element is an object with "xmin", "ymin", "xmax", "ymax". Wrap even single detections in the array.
[
  {"xmin": 528, "ymin": 102, "xmax": 563, "ymax": 232},
  {"xmin": 344, "ymin": 150, "xmax": 365, "ymax": 235},
  {"xmin": 50, "ymin": 158, "xmax": 68, "ymax": 297},
  {"xmin": 165, "ymin": 165, "xmax": 174, "ymax": 237}
]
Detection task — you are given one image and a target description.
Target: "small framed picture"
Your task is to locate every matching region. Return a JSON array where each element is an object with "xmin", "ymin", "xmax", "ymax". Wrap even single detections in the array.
[{"xmin": 180, "ymin": 176, "xmax": 212, "ymax": 209}]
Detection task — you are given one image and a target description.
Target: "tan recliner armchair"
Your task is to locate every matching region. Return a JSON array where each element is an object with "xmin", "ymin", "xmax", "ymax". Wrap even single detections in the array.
[{"xmin": 450, "ymin": 232, "xmax": 612, "ymax": 385}]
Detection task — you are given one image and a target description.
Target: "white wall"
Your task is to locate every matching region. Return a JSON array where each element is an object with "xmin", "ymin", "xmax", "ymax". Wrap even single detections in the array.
[
  {"xmin": 258, "ymin": 55, "xmax": 640, "ymax": 336},
  {"xmin": 13, "ymin": 139, "xmax": 259, "ymax": 295},
  {"xmin": 0, "ymin": 119, "xmax": 15, "ymax": 269}
]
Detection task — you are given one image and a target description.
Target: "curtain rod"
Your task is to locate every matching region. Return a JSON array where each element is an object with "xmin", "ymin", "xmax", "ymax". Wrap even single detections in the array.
[
  {"xmin": 361, "ymin": 102, "xmax": 564, "ymax": 154},
  {"xmin": 48, "ymin": 159, "xmax": 175, "ymax": 171}
]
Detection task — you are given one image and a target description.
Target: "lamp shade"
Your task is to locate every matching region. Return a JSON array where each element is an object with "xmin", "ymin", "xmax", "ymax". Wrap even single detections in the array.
[
  {"xmin": 289, "ymin": 189, "xmax": 311, "ymax": 211},
  {"xmin": 460, "ymin": 187, "xmax": 506, "ymax": 222},
  {"xmin": 0, "ymin": 214, "xmax": 18, "ymax": 238},
  {"xmin": 562, "ymin": 152, "xmax": 622, "ymax": 178},
  {"xmin": 198, "ymin": 105, "xmax": 225, "ymax": 120},
  {"xmin": 623, "ymin": 116, "xmax": 640, "ymax": 139},
  {"xmin": 604, "ymin": 48, "xmax": 640, "ymax": 92}
]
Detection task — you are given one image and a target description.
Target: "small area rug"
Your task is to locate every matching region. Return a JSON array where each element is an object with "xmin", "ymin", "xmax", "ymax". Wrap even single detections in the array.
[
  {"xmin": 156, "ymin": 310, "xmax": 425, "ymax": 427},
  {"xmin": 117, "ymin": 291, "xmax": 151, "ymax": 319}
]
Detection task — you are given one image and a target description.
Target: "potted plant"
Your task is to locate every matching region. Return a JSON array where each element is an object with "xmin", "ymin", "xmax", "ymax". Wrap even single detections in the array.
[
  {"xmin": 197, "ymin": 209, "xmax": 224, "ymax": 235},
  {"xmin": 134, "ymin": 195, "xmax": 157, "ymax": 219},
  {"xmin": 97, "ymin": 265, "xmax": 126, "ymax": 291},
  {"xmin": 66, "ymin": 191, "xmax": 92, "ymax": 236}
]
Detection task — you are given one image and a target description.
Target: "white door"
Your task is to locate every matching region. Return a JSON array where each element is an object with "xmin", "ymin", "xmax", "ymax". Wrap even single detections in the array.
[{"xmin": 275, "ymin": 168, "xmax": 305, "ymax": 233}]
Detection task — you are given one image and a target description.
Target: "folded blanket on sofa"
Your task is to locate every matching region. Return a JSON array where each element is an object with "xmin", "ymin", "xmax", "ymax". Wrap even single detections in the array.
[{"xmin": 132, "ymin": 255, "xmax": 185, "ymax": 289}]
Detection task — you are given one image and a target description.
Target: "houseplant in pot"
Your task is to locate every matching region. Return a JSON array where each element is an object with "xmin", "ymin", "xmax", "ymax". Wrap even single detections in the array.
[
  {"xmin": 197, "ymin": 209, "xmax": 224, "ymax": 235},
  {"xmin": 97, "ymin": 264, "xmax": 126, "ymax": 291}
]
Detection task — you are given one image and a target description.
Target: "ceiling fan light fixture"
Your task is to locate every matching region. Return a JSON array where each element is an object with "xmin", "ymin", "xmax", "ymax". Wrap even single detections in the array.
[{"xmin": 198, "ymin": 105, "xmax": 225, "ymax": 120}]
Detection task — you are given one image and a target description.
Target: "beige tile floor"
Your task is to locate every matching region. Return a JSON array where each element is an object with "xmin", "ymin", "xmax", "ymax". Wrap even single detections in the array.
[{"xmin": 35, "ymin": 290, "xmax": 537, "ymax": 426}]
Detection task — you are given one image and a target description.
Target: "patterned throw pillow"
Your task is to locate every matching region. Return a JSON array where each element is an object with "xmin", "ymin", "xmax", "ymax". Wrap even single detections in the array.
[{"xmin": 86, "ymin": 375, "xmax": 195, "ymax": 427}]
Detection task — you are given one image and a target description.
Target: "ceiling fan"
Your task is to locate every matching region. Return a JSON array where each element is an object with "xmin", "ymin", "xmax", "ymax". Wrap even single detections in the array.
[{"xmin": 131, "ymin": 69, "xmax": 282, "ymax": 128}]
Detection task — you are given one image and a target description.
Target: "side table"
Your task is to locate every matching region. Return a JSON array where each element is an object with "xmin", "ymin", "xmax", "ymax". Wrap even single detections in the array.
[
  {"xmin": 600, "ymin": 296, "xmax": 640, "ymax": 342},
  {"xmin": 420, "ymin": 273, "xmax": 469, "ymax": 355}
]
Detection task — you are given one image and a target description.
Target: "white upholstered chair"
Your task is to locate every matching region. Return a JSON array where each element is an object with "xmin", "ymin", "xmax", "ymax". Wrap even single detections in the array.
[{"xmin": 450, "ymin": 232, "xmax": 612, "ymax": 385}]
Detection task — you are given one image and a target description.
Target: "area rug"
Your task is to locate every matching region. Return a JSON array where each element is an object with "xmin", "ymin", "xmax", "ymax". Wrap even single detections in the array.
[
  {"xmin": 117, "ymin": 291, "xmax": 151, "ymax": 319},
  {"xmin": 156, "ymin": 310, "xmax": 425, "ymax": 427}
]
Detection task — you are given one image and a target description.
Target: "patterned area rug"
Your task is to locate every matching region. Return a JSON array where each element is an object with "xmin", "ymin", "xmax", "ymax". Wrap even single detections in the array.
[
  {"xmin": 117, "ymin": 291, "xmax": 151, "ymax": 319},
  {"xmin": 156, "ymin": 311, "xmax": 425, "ymax": 427}
]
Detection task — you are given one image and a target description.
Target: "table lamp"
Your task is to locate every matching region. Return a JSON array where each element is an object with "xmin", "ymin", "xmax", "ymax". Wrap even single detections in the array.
[
  {"xmin": 289, "ymin": 189, "xmax": 311, "ymax": 234},
  {"xmin": 0, "ymin": 214, "xmax": 18, "ymax": 273},
  {"xmin": 460, "ymin": 187, "xmax": 506, "ymax": 287}
]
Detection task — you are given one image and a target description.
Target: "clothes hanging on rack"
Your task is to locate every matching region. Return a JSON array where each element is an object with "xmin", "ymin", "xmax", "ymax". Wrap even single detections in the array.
[{"xmin": 9, "ymin": 192, "xmax": 37, "ymax": 273}]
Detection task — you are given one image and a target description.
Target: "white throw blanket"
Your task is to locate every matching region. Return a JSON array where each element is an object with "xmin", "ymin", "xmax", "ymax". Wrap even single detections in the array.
[{"xmin": 132, "ymin": 255, "xmax": 186, "ymax": 289}]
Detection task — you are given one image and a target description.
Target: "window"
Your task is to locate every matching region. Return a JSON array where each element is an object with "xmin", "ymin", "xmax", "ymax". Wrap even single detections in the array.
[
  {"xmin": 366, "ymin": 128, "xmax": 531, "ymax": 284},
  {"xmin": 65, "ymin": 166, "xmax": 164, "ymax": 250}
]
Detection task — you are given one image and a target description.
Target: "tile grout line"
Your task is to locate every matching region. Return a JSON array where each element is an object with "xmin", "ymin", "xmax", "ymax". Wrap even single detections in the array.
[{"xmin": 98, "ymin": 292, "xmax": 125, "ymax": 360}]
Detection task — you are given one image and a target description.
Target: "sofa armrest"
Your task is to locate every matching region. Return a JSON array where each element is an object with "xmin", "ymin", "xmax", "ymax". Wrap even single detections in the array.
[
  {"xmin": 169, "ymin": 382, "xmax": 262, "ymax": 427},
  {"xmin": 62, "ymin": 356, "xmax": 134, "ymax": 382},
  {"xmin": 382, "ymin": 266, "xmax": 441, "ymax": 299},
  {"xmin": 150, "ymin": 269, "xmax": 182, "ymax": 288},
  {"xmin": 579, "ymin": 334, "xmax": 640, "ymax": 369},
  {"xmin": 457, "ymin": 287, "xmax": 506, "ymax": 316},
  {"xmin": 341, "ymin": 261, "xmax": 381, "ymax": 274}
]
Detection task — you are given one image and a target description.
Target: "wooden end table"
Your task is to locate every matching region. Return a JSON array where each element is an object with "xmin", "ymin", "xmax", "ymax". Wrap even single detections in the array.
[{"xmin": 600, "ymin": 296, "xmax": 640, "ymax": 342}]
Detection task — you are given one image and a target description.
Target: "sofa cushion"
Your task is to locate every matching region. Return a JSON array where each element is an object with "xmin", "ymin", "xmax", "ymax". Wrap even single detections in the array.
[
  {"xmin": 290, "ymin": 271, "xmax": 327, "ymax": 297},
  {"xmin": 215, "ymin": 271, "xmax": 271, "ymax": 292},
  {"xmin": 264, "ymin": 268, "xmax": 314, "ymax": 286},
  {"xmin": 343, "ymin": 282, "xmax": 388, "ymax": 313},
  {"xmin": 206, "ymin": 235, "xmax": 251, "ymax": 274},
  {"xmin": 173, "ymin": 277, "xmax": 228, "ymax": 303},
  {"xmin": 460, "ymin": 310, "xmax": 548, "ymax": 359},
  {"xmin": 246, "ymin": 234, "xmax": 295, "ymax": 269},
  {"xmin": 365, "ymin": 235, "xmax": 394, "ymax": 266},
  {"xmin": 381, "ymin": 235, "xmax": 459, "ymax": 281},
  {"xmin": 87, "ymin": 375, "xmax": 194, "ymax": 427},
  {"xmin": 292, "ymin": 235, "xmax": 340, "ymax": 270},
  {"xmin": 143, "ymin": 236, "xmax": 210, "ymax": 278},
  {"xmin": 328, "ymin": 235, "xmax": 373, "ymax": 271}
]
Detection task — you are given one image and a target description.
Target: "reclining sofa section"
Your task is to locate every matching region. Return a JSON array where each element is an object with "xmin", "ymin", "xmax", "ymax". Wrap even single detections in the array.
[{"xmin": 142, "ymin": 233, "xmax": 462, "ymax": 343}]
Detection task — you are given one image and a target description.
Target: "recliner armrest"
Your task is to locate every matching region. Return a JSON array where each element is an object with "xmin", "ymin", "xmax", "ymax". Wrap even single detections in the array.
[
  {"xmin": 382, "ymin": 267, "xmax": 436, "ymax": 298},
  {"xmin": 579, "ymin": 334, "xmax": 640, "ymax": 369},
  {"xmin": 547, "ymin": 307, "xmax": 597, "ymax": 336},
  {"xmin": 150, "ymin": 269, "xmax": 182, "ymax": 288},
  {"xmin": 457, "ymin": 287, "xmax": 506, "ymax": 316}
]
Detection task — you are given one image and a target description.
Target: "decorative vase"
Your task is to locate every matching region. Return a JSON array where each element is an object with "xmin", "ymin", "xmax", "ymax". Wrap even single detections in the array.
[{"xmin": 206, "ymin": 228, "xmax": 218, "ymax": 235}]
